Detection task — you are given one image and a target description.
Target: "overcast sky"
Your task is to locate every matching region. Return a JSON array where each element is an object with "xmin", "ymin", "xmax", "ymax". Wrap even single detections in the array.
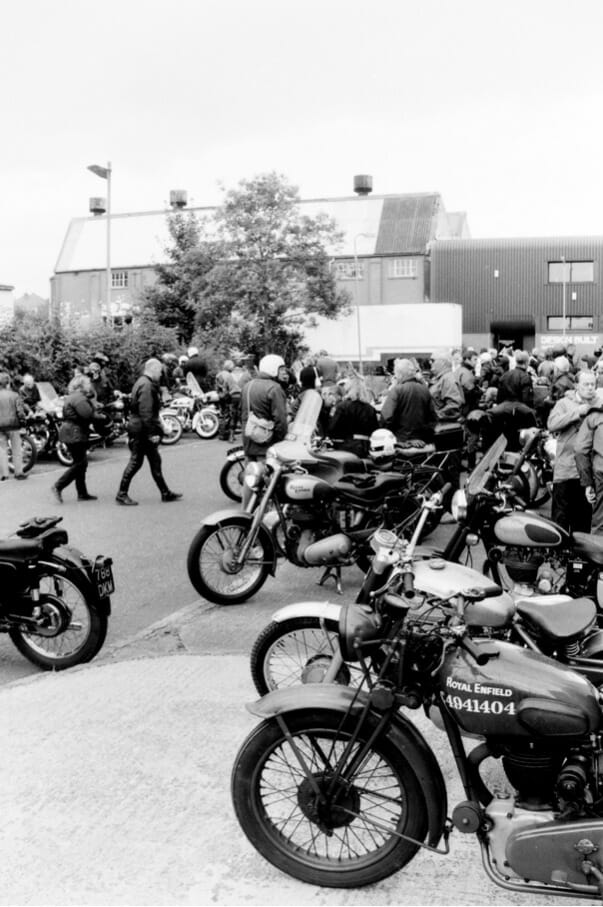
[{"xmin": 3, "ymin": 0, "xmax": 603, "ymax": 297}]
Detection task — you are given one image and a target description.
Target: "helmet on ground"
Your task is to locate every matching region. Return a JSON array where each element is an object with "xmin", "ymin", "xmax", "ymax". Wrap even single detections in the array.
[
  {"xmin": 259, "ymin": 354, "xmax": 285, "ymax": 378},
  {"xmin": 369, "ymin": 429, "xmax": 397, "ymax": 459}
]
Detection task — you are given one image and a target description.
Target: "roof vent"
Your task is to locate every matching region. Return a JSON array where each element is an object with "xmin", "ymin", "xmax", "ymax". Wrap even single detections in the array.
[
  {"xmin": 353, "ymin": 175, "xmax": 373, "ymax": 196},
  {"xmin": 89, "ymin": 197, "xmax": 106, "ymax": 216},
  {"xmin": 169, "ymin": 190, "xmax": 188, "ymax": 209}
]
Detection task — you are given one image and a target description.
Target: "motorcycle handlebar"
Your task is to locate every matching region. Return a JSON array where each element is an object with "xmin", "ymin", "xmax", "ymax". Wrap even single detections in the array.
[
  {"xmin": 402, "ymin": 570, "xmax": 415, "ymax": 599},
  {"xmin": 459, "ymin": 635, "xmax": 490, "ymax": 666}
]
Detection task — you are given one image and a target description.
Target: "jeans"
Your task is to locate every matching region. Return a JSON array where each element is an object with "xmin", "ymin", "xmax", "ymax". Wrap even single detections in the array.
[
  {"xmin": 55, "ymin": 442, "xmax": 89, "ymax": 495},
  {"xmin": 551, "ymin": 479, "xmax": 592, "ymax": 534},
  {"xmin": 119, "ymin": 434, "xmax": 169, "ymax": 496},
  {"xmin": 0, "ymin": 429, "xmax": 23, "ymax": 478}
]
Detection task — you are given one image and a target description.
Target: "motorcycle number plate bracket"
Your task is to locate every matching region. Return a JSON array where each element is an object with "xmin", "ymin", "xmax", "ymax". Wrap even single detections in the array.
[{"xmin": 93, "ymin": 558, "xmax": 115, "ymax": 598}]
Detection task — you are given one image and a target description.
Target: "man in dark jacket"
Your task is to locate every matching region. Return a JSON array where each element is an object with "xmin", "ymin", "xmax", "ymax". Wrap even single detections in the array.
[
  {"xmin": 0, "ymin": 371, "xmax": 27, "ymax": 480},
  {"xmin": 182, "ymin": 345, "xmax": 209, "ymax": 390},
  {"xmin": 115, "ymin": 359, "xmax": 182, "ymax": 505},
  {"xmin": 380, "ymin": 359, "xmax": 436, "ymax": 443},
  {"xmin": 496, "ymin": 350, "xmax": 534, "ymax": 407},
  {"xmin": 241, "ymin": 354, "xmax": 288, "ymax": 461}
]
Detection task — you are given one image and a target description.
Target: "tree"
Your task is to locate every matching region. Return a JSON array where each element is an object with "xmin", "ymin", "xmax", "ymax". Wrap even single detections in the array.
[{"xmin": 199, "ymin": 172, "xmax": 350, "ymax": 361}]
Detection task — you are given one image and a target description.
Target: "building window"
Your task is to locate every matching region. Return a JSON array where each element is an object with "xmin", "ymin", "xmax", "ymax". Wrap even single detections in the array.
[
  {"xmin": 547, "ymin": 315, "xmax": 594, "ymax": 331},
  {"xmin": 334, "ymin": 261, "xmax": 364, "ymax": 280},
  {"xmin": 548, "ymin": 261, "xmax": 594, "ymax": 283},
  {"xmin": 111, "ymin": 270, "xmax": 128, "ymax": 289},
  {"xmin": 388, "ymin": 258, "xmax": 417, "ymax": 279}
]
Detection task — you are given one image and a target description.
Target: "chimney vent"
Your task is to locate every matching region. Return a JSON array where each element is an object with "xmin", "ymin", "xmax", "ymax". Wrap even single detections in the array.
[
  {"xmin": 170, "ymin": 190, "xmax": 188, "ymax": 209},
  {"xmin": 89, "ymin": 197, "xmax": 106, "ymax": 216},
  {"xmin": 353, "ymin": 175, "xmax": 373, "ymax": 196}
]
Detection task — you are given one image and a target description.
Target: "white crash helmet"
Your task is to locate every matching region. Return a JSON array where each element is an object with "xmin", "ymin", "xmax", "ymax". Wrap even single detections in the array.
[{"xmin": 369, "ymin": 429, "xmax": 397, "ymax": 459}]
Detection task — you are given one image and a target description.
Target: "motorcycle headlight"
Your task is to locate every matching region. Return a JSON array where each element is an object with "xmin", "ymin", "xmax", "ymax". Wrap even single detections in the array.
[
  {"xmin": 244, "ymin": 461, "xmax": 264, "ymax": 490},
  {"xmin": 450, "ymin": 489, "xmax": 467, "ymax": 522},
  {"xmin": 338, "ymin": 604, "xmax": 381, "ymax": 662}
]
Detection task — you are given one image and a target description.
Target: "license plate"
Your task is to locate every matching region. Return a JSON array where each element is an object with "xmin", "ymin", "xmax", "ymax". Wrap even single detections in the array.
[{"xmin": 93, "ymin": 559, "xmax": 115, "ymax": 598}]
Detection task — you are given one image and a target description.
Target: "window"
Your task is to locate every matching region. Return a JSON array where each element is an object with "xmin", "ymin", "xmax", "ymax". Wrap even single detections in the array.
[
  {"xmin": 548, "ymin": 261, "xmax": 594, "ymax": 283},
  {"xmin": 388, "ymin": 258, "xmax": 417, "ymax": 279},
  {"xmin": 547, "ymin": 315, "xmax": 594, "ymax": 331},
  {"xmin": 334, "ymin": 261, "xmax": 364, "ymax": 280},
  {"xmin": 111, "ymin": 270, "xmax": 128, "ymax": 289}
]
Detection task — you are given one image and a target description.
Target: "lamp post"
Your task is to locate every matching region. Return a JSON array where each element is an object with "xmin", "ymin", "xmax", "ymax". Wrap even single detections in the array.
[
  {"xmin": 561, "ymin": 254, "xmax": 568, "ymax": 339},
  {"xmin": 87, "ymin": 161, "xmax": 112, "ymax": 319},
  {"xmin": 353, "ymin": 232, "xmax": 376, "ymax": 375}
]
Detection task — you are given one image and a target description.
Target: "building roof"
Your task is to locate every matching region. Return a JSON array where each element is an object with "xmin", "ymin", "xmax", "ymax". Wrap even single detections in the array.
[
  {"xmin": 54, "ymin": 192, "xmax": 466, "ymax": 274},
  {"xmin": 431, "ymin": 235, "xmax": 603, "ymax": 251}
]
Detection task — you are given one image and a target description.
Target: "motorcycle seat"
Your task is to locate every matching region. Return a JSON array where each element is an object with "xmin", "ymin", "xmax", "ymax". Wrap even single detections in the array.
[
  {"xmin": 572, "ymin": 532, "xmax": 603, "ymax": 566},
  {"xmin": 0, "ymin": 538, "xmax": 44, "ymax": 561},
  {"xmin": 333, "ymin": 472, "xmax": 408, "ymax": 505},
  {"xmin": 516, "ymin": 595, "xmax": 597, "ymax": 643},
  {"xmin": 313, "ymin": 451, "xmax": 370, "ymax": 474}
]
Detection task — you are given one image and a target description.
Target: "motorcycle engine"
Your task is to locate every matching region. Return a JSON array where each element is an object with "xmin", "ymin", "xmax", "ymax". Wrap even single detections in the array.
[
  {"xmin": 331, "ymin": 501, "xmax": 366, "ymax": 532},
  {"xmin": 493, "ymin": 547, "xmax": 566, "ymax": 595}
]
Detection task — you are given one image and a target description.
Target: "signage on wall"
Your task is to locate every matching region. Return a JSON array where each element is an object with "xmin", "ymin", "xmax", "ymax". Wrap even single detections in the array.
[{"xmin": 537, "ymin": 334, "xmax": 601, "ymax": 349}]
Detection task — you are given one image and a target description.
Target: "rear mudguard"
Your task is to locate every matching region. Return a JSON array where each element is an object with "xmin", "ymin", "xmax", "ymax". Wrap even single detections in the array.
[
  {"xmin": 270, "ymin": 600, "xmax": 343, "ymax": 625},
  {"xmin": 200, "ymin": 509, "xmax": 278, "ymax": 576},
  {"xmin": 247, "ymin": 683, "xmax": 447, "ymax": 848},
  {"xmin": 38, "ymin": 548, "xmax": 112, "ymax": 616}
]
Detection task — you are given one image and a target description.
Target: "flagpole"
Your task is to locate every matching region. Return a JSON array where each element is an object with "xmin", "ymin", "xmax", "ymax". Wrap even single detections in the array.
[{"xmin": 106, "ymin": 161, "xmax": 112, "ymax": 317}]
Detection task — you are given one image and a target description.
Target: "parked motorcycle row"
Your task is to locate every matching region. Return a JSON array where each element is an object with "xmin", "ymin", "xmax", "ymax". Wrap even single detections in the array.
[{"xmin": 182, "ymin": 384, "xmax": 603, "ymax": 898}]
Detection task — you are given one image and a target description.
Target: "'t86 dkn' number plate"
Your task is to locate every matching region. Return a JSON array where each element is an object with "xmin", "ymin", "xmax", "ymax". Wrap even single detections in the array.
[{"xmin": 93, "ymin": 558, "xmax": 115, "ymax": 598}]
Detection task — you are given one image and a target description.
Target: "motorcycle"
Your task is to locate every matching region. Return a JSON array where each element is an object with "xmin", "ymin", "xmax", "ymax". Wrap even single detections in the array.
[
  {"xmin": 51, "ymin": 391, "xmax": 133, "ymax": 466},
  {"xmin": 232, "ymin": 513, "xmax": 603, "ymax": 898},
  {"xmin": 187, "ymin": 390, "xmax": 432, "ymax": 604},
  {"xmin": 163, "ymin": 372, "xmax": 220, "ymax": 440},
  {"xmin": 0, "ymin": 515, "xmax": 114, "ymax": 670},
  {"xmin": 6, "ymin": 426, "xmax": 37, "ymax": 474}
]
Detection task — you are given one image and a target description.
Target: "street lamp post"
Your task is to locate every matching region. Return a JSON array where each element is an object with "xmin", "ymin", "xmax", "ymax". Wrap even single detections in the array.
[
  {"xmin": 353, "ymin": 232, "xmax": 375, "ymax": 376},
  {"xmin": 87, "ymin": 161, "xmax": 112, "ymax": 319},
  {"xmin": 561, "ymin": 254, "xmax": 568, "ymax": 339}
]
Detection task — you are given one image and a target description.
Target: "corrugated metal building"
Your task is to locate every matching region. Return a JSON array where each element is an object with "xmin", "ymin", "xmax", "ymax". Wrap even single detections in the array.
[{"xmin": 430, "ymin": 237, "xmax": 603, "ymax": 354}]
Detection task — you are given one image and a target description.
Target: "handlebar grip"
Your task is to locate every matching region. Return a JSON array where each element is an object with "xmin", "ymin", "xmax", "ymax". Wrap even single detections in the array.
[
  {"xmin": 460, "ymin": 636, "xmax": 489, "ymax": 666},
  {"xmin": 402, "ymin": 570, "xmax": 415, "ymax": 599},
  {"xmin": 437, "ymin": 482, "xmax": 452, "ymax": 502}
]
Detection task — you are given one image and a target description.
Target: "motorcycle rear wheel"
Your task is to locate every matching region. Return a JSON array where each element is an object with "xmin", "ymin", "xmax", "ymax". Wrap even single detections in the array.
[
  {"xmin": 8, "ymin": 434, "xmax": 37, "ymax": 474},
  {"xmin": 56, "ymin": 441, "xmax": 73, "ymax": 466},
  {"xmin": 251, "ymin": 616, "xmax": 360, "ymax": 695},
  {"xmin": 160, "ymin": 413, "xmax": 183, "ymax": 445},
  {"xmin": 187, "ymin": 518, "xmax": 271, "ymax": 604},
  {"xmin": 193, "ymin": 409, "xmax": 220, "ymax": 439},
  {"xmin": 219, "ymin": 450, "xmax": 245, "ymax": 502},
  {"xmin": 231, "ymin": 709, "xmax": 427, "ymax": 888},
  {"xmin": 9, "ymin": 563, "xmax": 107, "ymax": 670}
]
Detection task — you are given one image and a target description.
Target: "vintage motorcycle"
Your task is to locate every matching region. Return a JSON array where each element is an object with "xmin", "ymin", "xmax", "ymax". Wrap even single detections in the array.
[
  {"xmin": 0, "ymin": 515, "xmax": 114, "ymax": 670},
  {"xmin": 232, "ymin": 515, "xmax": 603, "ymax": 898},
  {"xmin": 163, "ymin": 372, "xmax": 220, "ymax": 440},
  {"xmin": 187, "ymin": 391, "xmax": 434, "ymax": 604}
]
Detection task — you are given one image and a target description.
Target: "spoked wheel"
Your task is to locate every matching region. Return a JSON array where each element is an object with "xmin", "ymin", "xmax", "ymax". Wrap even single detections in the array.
[
  {"xmin": 56, "ymin": 441, "xmax": 73, "ymax": 466},
  {"xmin": 8, "ymin": 433, "xmax": 38, "ymax": 474},
  {"xmin": 186, "ymin": 517, "xmax": 272, "ymax": 604},
  {"xmin": 193, "ymin": 409, "xmax": 220, "ymax": 439},
  {"xmin": 251, "ymin": 616, "xmax": 359, "ymax": 695},
  {"xmin": 219, "ymin": 450, "xmax": 245, "ymax": 502},
  {"xmin": 160, "ymin": 413, "xmax": 183, "ymax": 445},
  {"xmin": 231, "ymin": 709, "xmax": 427, "ymax": 888},
  {"xmin": 9, "ymin": 563, "xmax": 107, "ymax": 670}
]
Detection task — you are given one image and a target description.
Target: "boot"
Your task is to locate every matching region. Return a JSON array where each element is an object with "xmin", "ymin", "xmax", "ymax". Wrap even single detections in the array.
[
  {"xmin": 51, "ymin": 485, "xmax": 63, "ymax": 504},
  {"xmin": 78, "ymin": 492, "xmax": 98, "ymax": 501},
  {"xmin": 116, "ymin": 491, "xmax": 138, "ymax": 506},
  {"xmin": 161, "ymin": 491, "xmax": 182, "ymax": 502}
]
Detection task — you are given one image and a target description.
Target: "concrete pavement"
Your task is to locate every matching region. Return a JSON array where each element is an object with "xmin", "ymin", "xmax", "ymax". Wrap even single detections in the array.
[{"xmin": 0, "ymin": 599, "xmax": 597, "ymax": 907}]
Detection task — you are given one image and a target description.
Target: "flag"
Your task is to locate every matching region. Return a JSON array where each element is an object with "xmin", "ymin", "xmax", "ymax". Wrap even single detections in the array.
[{"xmin": 88, "ymin": 164, "xmax": 110, "ymax": 179}]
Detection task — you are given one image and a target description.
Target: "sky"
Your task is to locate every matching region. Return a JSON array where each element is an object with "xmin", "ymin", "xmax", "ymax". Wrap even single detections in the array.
[{"xmin": 3, "ymin": 0, "xmax": 603, "ymax": 298}]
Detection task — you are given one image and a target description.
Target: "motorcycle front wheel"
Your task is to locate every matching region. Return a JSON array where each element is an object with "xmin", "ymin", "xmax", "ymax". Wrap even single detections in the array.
[
  {"xmin": 251, "ymin": 616, "xmax": 359, "ymax": 695},
  {"xmin": 187, "ymin": 517, "xmax": 272, "ymax": 604},
  {"xmin": 56, "ymin": 441, "xmax": 73, "ymax": 466},
  {"xmin": 160, "ymin": 413, "xmax": 183, "ymax": 445},
  {"xmin": 219, "ymin": 449, "xmax": 245, "ymax": 502},
  {"xmin": 8, "ymin": 434, "xmax": 37, "ymax": 474},
  {"xmin": 9, "ymin": 563, "xmax": 108, "ymax": 670},
  {"xmin": 192, "ymin": 409, "xmax": 220, "ymax": 440},
  {"xmin": 231, "ymin": 709, "xmax": 427, "ymax": 888}
]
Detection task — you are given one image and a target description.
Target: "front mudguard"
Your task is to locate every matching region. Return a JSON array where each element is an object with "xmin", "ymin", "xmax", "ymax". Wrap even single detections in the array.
[
  {"xmin": 248, "ymin": 683, "xmax": 447, "ymax": 848},
  {"xmin": 269, "ymin": 600, "xmax": 343, "ymax": 625},
  {"xmin": 200, "ymin": 509, "xmax": 278, "ymax": 577}
]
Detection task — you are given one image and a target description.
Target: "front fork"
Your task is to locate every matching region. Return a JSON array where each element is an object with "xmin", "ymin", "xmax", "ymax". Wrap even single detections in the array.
[{"xmin": 235, "ymin": 465, "xmax": 282, "ymax": 565}]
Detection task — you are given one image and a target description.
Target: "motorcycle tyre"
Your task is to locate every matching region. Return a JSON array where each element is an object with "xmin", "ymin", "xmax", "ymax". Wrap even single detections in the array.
[
  {"xmin": 219, "ymin": 453, "xmax": 245, "ymax": 502},
  {"xmin": 187, "ymin": 518, "xmax": 272, "ymax": 605},
  {"xmin": 8, "ymin": 562, "xmax": 108, "ymax": 670},
  {"xmin": 193, "ymin": 409, "xmax": 220, "ymax": 440},
  {"xmin": 160, "ymin": 413, "xmax": 183, "ymax": 445},
  {"xmin": 231, "ymin": 708, "xmax": 427, "ymax": 888},
  {"xmin": 8, "ymin": 434, "xmax": 37, "ymax": 474},
  {"xmin": 251, "ymin": 616, "xmax": 348, "ymax": 695},
  {"xmin": 56, "ymin": 441, "xmax": 74, "ymax": 467}
]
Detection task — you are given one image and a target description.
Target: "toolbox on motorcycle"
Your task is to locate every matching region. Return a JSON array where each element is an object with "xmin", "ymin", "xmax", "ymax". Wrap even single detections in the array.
[{"xmin": 434, "ymin": 421, "xmax": 463, "ymax": 451}]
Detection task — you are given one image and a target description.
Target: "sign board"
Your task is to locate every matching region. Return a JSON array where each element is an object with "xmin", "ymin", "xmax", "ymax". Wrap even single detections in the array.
[{"xmin": 537, "ymin": 334, "xmax": 601, "ymax": 350}]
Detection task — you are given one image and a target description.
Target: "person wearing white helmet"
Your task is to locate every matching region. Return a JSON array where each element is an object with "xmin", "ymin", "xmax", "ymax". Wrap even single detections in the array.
[
  {"xmin": 182, "ymin": 345, "xmax": 208, "ymax": 389},
  {"xmin": 241, "ymin": 354, "xmax": 288, "ymax": 460}
]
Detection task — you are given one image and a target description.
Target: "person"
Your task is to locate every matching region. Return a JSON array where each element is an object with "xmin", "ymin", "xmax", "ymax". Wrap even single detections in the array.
[
  {"xmin": 550, "ymin": 356, "xmax": 575, "ymax": 403},
  {"xmin": 457, "ymin": 349, "xmax": 481, "ymax": 417},
  {"xmin": 316, "ymin": 350, "xmax": 338, "ymax": 387},
  {"xmin": 429, "ymin": 357, "xmax": 464, "ymax": 422},
  {"xmin": 19, "ymin": 373, "xmax": 42, "ymax": 413},
  {"xmin": 115, "ymin": 358, "xmax": 182, "ymax": 505},
  {"xmin": 574, "ymin": 387, "xmax": 603, "ymax": 533},
  {"xmin": 380, "ymin": 358, "xmax": 436, "ymax": 443},
  {"xmin": 240, "ymin": 354, "xmax": 288, "ymax": 462},
  {"xmin": 496, "ymin": 350, "xmax": 534, "ymax": 407},
  {"xmin": 0, "ymin": 372, "xmax": 27, "ymax": 481},
  {"xmin": 51, "ymin": 374, "xmax": 96, "ymax": 501},
  {"xmin": 182, "ymin": 346, "xmax": 209, "ymax": 389},
  {"xmin": 214, "ymin": 359, "xmax": 239, "ymax": 441},
  {"xmin": 547, "ymin": 370, "xmax": 599, "ymax": 533},
  {"xmin": 328, "ymin": 378, "xmax": 379, "ymax": 457}
]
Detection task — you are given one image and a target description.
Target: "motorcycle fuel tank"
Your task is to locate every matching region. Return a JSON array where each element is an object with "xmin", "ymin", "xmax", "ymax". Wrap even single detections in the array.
[
  {"xmin": 282, "ymin": 474, "xmax": 333, "ymax": 503},
  {"xmin": 494, "ymin": 511, "xmax": 570, "ymax": 548},
  {"xmin": 437, "ymin": 639, "xmax": 600, "ymax": 739},
  {"xmin": 413, "ymin": 560, "xmax": 514, "ymax": 627}
]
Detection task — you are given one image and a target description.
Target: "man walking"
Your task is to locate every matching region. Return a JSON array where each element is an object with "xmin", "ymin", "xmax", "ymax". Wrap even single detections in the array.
[{"xmin": 116, "ymin": 359, "xmax": 182, "ymax": 505}]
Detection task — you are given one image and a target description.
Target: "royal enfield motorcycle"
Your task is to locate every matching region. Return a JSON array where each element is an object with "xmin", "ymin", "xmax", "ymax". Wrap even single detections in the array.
[
  {"xmin": 0, "ymin": 515, "xmax": 114, "ymax": 669},
  {"xmin": 232, "ymin": 520, "xmax": 603, "ymax": 898}
]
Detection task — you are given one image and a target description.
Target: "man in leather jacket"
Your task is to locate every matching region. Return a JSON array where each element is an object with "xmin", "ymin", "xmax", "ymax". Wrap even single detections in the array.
[
  {"xmin": 241, "ymin": 354, "xmax": 288, "ymax": 461},
  {"xmin": 381, "ymin": 359, "xmax": 435, "ymax": 443},
  {"xmin": 115, "ymin": 359, "xmax": 182, "ymax": 505}
]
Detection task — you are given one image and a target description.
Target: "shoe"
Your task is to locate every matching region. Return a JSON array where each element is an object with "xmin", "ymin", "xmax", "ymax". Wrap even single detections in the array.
[
  {"xmin": 1, "ymin": 476, "xmax": 8, "ymax": 481},
  {"xmin": 51, "ymin": 485, "xmax": 63, "ymax": 504},
  {"xmin": 15, "ymin": 474, "xmax": 28, "ymax": 480},
  {"xmin": 116, "ymin": 492, "xmax": 138, "ymax": 506},
  {"xmin": 161, "ymin": 491, "xmax": 183, "ymax": 502},
  {"xmin": 78, "ymin": 493, "xmax": 98, "ymax": 501}
]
